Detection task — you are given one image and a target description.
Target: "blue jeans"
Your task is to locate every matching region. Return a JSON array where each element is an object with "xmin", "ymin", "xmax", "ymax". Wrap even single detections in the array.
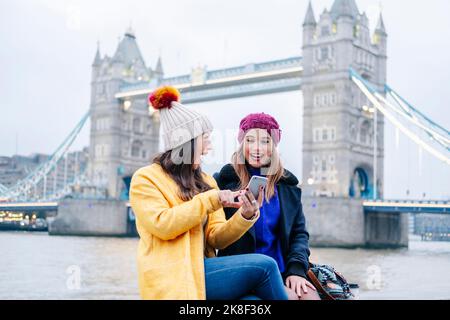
[{"xmin": 204, "ymin": 253, "xmax": 288, "ymax": 300}]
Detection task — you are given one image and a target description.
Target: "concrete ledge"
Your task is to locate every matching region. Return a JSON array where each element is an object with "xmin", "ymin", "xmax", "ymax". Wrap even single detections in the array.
[
  {"xmin": 303, "ymin": 196, "xmax": 409, "ymax": 248},
  {"xmin": 303, "ymin": 196, "xmax": 366, "ymax": 247},
  {"xmin": 48, "ymin": 199, "xmax": 129, "ymax": 237}
]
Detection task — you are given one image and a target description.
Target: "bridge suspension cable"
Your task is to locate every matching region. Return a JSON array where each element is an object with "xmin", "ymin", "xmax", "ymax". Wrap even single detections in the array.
[
  {"xmin": 387, "ymin": 89, "xmax": 450, "ymax": 150},
  {"xmin": 0, "ymin": 183, "xmax": 7, "ymax": 193},
  {"xmin": 386, "ymin": 85, "xmax": 450, "ymax": 136},
  {"xmin": 371, "ymin": 90, "xmax": 450, "ymax": 150},
  {"xmin": 0, "ymin": 111, "xmax": 90, "ymax": 201},
  {"xmin": 349, "ymin": 68, "xmax": 450, "ymax": 166}
]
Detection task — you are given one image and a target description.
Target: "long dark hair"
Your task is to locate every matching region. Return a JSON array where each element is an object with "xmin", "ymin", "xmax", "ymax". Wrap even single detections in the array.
[{"xmin": 153, "ymin": 138, "xmax": 212, "ymax": 201}]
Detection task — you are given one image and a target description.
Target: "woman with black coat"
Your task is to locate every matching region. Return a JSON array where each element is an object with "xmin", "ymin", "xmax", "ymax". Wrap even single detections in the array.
[{"xmin": 215, "ymin": 113, "xmax": 320, "ymax": 300}]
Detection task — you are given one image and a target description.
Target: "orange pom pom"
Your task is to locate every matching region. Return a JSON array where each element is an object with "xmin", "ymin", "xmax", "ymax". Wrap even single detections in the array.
[{"xmin": 148, "ymin": 86, "xmax": 181, "ymax": 110}]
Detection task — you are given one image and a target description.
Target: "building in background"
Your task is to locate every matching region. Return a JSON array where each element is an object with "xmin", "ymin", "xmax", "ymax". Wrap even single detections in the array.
[
  {"xmin": 0, "ymin": 149, "xmax": 88, "ymax": 200},
  {"xmin": 302, "ymin": 0, "xmax": 387, "ymax": 199},
  {"xmin": 89, "ymin": 28, "xmax": 161, "ymax": 198}
]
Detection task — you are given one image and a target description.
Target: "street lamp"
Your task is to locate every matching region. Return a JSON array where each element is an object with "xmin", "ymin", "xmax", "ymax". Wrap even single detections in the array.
[
  {"xmin": 373, "ymin": 105, "xmax": 378, "ymax": 200},
  {"xmin": 362, "ymin": 104, "xmax": 378, "ymax": 200},
  {"xmin": 148, "ymin": 105, "xmax": 155, "ymax": 116},
  {"xmin": 123, "ymin": 100, "xmax": 132, "ymax": 111}
]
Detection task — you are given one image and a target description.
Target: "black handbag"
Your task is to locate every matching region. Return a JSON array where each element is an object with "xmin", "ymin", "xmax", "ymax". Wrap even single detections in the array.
[{"xmin": 306, "ymin": 263, "xmax": 358, "ymax": 300}]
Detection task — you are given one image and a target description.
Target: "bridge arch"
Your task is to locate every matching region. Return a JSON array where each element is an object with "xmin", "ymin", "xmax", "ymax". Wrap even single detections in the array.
[{"xmin": 349, "ymin": 164, "xmax": 373, "ymax": 199}]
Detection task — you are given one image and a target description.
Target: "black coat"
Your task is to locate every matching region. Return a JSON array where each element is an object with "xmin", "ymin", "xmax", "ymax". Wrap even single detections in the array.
[{"xmin": 214, "ymin": 164, "xmax": 311, "ymax": 279}]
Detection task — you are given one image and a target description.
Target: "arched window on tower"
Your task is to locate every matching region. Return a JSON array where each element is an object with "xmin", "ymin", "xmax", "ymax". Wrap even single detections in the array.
[
  {"xmin": 350, "ymin": 123, "xmax": 357, "ymax": 141},
  {"xmin": 360, "ymin": 121, "xmax": 371, "ymax": 145},
  {"xmin": 322, "ymin": 128, "xmax": 328, "ymax": 141},
  {"xmin": 133, "ymin": 118, "xmax": 141, "ymax": 133},
  {"xmin": 131, "ymin": 140, "xmax": 143, "ymax": 158},
  {"xmin": 321, "ymin": 25, "xmax": 330, "ymax": 37},
  {"xmin": 320, "ymin": 47, "xmax": 329, "ymax": 61}
]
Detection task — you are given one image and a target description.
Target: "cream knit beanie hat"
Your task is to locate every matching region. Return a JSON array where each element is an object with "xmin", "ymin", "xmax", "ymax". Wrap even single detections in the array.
[{"xmin": 149, "ymin": 86, "xmax": 213, "ymax": 152}]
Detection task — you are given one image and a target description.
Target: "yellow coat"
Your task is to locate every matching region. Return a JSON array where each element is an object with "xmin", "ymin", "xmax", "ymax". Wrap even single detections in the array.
[{"xmin": 129, "ymin": 163, "xmax": 258, "ymax": 300}]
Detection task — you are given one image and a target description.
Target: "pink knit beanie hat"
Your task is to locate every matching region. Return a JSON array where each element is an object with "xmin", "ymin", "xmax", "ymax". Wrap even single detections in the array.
[{"xmin": 237, "ymin": 113, "xmax": 282, "ymax": 145}]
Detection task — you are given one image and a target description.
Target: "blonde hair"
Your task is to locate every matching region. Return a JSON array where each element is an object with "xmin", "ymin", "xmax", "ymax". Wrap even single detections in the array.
[{"xmin": 230, "ymin": 140, "xmax": 285, "ymax": 203}]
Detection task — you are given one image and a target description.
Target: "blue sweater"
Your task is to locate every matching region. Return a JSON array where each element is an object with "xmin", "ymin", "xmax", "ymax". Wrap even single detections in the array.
[{"xmin": 248, "ymin": 166, "xmax": 285, "ymax": 273}]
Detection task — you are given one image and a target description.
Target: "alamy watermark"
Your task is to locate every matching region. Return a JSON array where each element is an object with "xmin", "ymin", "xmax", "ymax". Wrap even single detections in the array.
[
  {"xmin": 66, "ymin": 265, "xmax": 81, "ymax": 290},
  {"xmin": 366, "ymin": 265, "xmax": 382, "ymax": 291}
]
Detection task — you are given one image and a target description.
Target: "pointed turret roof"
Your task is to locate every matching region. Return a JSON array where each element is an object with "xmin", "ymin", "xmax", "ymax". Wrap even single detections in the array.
[
  {"xmin": 125, "ymin": 25, "xmax": 135, "ymax": 39},
  {"xmin": 375, "ymin": 13, "xmax": 387, "ymax": 34},
  {"xmin": 330, "ymin": 0, "xmax": 359, "ymax": 20},
  {"xmin": 92, "ymin": 41, "xmax": 101, "ymax": 66},
  {"xmin": 155, "ymin": 56, "xmax": 163, "ymax": 74},
  {"xmin": 303, "ymin": 1, "xmax": 316, "ymax": 26},
  {"xmin": 112, "ymin": 29, "xmax": 146, "ymax": 67}
]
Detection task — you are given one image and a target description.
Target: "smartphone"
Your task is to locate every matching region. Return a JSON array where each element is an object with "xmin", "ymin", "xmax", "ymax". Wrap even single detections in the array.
[{"xmin": 247, "ymin": 176, "xmax": 268, "ymax": 198}]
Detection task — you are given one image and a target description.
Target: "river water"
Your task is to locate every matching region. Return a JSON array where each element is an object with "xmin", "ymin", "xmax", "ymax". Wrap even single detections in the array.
[{"xmin": 1, "ymin": 231, "xmax": 449, "ymax": 300}]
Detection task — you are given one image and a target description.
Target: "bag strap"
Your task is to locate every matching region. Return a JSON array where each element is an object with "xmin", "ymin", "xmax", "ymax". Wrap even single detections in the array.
[
  {"xmin": 333, "ymin": 270, "xmax": 353, "ymax": 294},
  {"xmin": 309, "ymin": 262, "xmax": 351, "ymax": 287},
  {"xmin": 306, "ymin": 269, "xmax": 335, "ymax": 301},
  {"xmin": 334, "ymin": 270, "xmax": 349, "ymax": 285}
]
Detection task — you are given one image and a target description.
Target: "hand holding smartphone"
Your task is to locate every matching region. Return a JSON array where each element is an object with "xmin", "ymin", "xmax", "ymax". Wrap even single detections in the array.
[{"xmin": 247, "ymin": 175, "xmax": 268, "ymax": 198}]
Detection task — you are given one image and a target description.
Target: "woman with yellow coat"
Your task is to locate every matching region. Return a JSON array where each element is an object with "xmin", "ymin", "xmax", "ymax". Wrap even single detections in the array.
[{"xmin": 130, "ymin": 86, "xmax": 288, "ymax": 300}]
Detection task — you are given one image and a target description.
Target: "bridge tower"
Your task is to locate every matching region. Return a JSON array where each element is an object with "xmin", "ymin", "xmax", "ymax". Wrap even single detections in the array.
[
  {"xmin": 302, "ymin": 0, "xmax": 387, "ymax": 200},
  {"xmin": 89, "ymin": 28, "xmax": 161, "ymax": 199}
]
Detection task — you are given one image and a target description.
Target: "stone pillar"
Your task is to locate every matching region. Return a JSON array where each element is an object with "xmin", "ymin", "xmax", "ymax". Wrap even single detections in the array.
[
  {"xmin": 48, "ymin": 199, "xmax": 129, "ymax": 236},
  {"xmin": 303, "ymin": 196, "xmax": 366, "ymax": 247},
  {"xmin": 364, "ymin": 211, "xmax": 409, "ymax": 248}
]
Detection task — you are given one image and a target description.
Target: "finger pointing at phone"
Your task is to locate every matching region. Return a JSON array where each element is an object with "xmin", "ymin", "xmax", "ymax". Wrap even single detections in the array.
[{"xmin": 218, "ymin": 190, "xmax": 243, "ymax": 208}]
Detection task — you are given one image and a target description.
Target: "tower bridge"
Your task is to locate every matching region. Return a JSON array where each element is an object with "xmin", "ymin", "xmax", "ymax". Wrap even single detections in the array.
[{"xmin": 1, "ymin": 0, "xmax": 449, "ymax": 247}]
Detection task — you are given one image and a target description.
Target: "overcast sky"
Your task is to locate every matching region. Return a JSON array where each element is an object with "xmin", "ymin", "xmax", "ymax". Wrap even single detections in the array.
[{"xmin": 1, "ymin": 0, "xmax": 449, "ymax": 199}]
